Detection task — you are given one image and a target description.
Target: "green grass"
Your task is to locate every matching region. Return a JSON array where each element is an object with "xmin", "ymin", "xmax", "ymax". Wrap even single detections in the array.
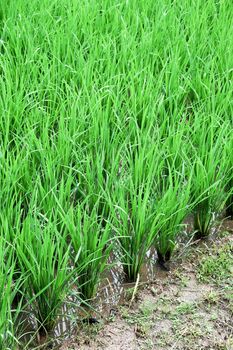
[
  {"xmin": 0, "ymin": 0, "xmax": 232, "ymax": 346},
  {"xmin": 197, "ymin": 241, "xmax": 233, "ymax": 284}
]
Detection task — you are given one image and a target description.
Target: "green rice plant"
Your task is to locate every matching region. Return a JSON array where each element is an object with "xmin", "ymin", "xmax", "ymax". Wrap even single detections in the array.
[
  {"xmin": 226, "ymin": 178, "xmax": 233, "ymax": 219},
  {"xmin": 108, "ymin": 129, "xmax": 192, "ymax": 278},
  {"xmin": 155, "ymin": 171, "xmax": 192, "ymax": 265},
  {"xmin": 188, "ymin": 116, "xmax": 231, "ymax": 239},
  {"xmin": 110, "ymin": 172, "xmax": 191, "ymax": 279},
  {"xmin": 109, "ymin": 178, "xmax": 159, "ymax": 281},
  {"xmin": 0, "ymin": 240, "xmax": 21, "ymax": 350},
  {"xmin": 62, "ymin": 200, "xmax": 113, "ymax": 301},
  {"xmin": 0, "ymin": 0, "xmax": 232, "ymax": 343},
  {"xmin": 225, "ymin": 137, "xmax": 233, "ymax": 219},
  {"xmin": 107, "ymin": 140, "xmax": 170, "ymax": 280},
  {"xmin": 15, "ymin": 216, "xmax": 77, "ymax": 335},
  {"xmin": 0, "ymin": 149, "xmax": 30, "ymax": 244},
  {"xmin": 71, "ymin": 150, "xmax": 119, "ymax": 222}
]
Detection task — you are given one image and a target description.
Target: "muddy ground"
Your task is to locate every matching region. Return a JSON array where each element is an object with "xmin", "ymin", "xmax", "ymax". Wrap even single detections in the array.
[{"xmin": 59, "ymin": 222, "xmax": 233, "ymax": 350}]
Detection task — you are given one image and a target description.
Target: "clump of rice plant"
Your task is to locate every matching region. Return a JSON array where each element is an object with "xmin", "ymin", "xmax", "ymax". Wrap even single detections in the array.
[
  {"xmin": 155, "ymin": 171, "xmax": 192, "ymax": 265},
  {"xmin": 225, "ymin": 138, "xmax": 233, "ymax": 219},
  {"xmin": 188, "ymin": 117, "xmax": 231, "ymax": 239},
  {"xmin": 15, "ymin": 216, "xmax": 76, "ymax": 335},
  {"xmin": 110, "ymin": 177, "xmax": 160, "ymax": 281},
  {"xmin": 0, "ymin": 241, "xmax": 21, "ymax": 350},
  {"xmin": 226, "ymin": 179, "xmax": 233, "ymax": 219},
  {"xmin": 108, "ymin": 141, "xmax": 168, "ymax": 281},
  {"xmin": 62, "ymin": 200, "xmax": 113, "ymax": 301}
]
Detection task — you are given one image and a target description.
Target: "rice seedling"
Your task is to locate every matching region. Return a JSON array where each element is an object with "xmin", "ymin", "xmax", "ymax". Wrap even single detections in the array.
[
  {"xmin": 62, "ymin": 200, "xmax": 113, "ymax": 301},
  {"xmin": 0, "ymin": 241, "xmax": 21, "ymax": 350},
  {"xmin": 188, "ymin": 115, "xmax": 231, "ymax": 239},
  {"xmin": 154, "ymin": 170, "xmax": 192, "ymax": 265},
  {"xmin": 226, "ymin": 178, "xmax": 233, "ymax": 219},
  {"xmin": 15, "ymin": 216, "xmax": 77, "ymax": 335},
  {"xmin": 107, "ymin": 137, "xmax": 167, "ymax": 279},
  {"xmin": 70, "ymin": 127, "xmax": 124, "ymax": 221},
  {"xmin": 109, "ymin": 178, "xmax": 159, "ymax": 282},
  {"xmin": 225, "ymin": 137, "xmax": 233, "ymax": 219},
  {"xmin": 106, "ymin": 147, "xmax": 147, "ymax": 280}
]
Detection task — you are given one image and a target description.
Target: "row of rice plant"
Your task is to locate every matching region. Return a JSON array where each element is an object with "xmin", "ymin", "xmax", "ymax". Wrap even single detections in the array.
[{"xmin": 1, "ymin": 125, "xmax": 231, "ymax": 347}]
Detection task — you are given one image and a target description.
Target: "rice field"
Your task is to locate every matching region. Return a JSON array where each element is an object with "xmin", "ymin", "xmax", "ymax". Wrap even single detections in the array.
[{"xmin": 0, "ymin": 0, "xmax": 232, "ymax": 348}]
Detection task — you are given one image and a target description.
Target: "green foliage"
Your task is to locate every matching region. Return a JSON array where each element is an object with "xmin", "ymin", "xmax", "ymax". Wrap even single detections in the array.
[
  {"xmin": 0, "ymin": 241, "xmax": 20, "ymax": 350},
  {"xmin": 62, "ymin": 201, "xmax": 113, "ymax": 300},
  {"xmin": 0, "ymin": 0, "xmax": 232, "ymax": 345},
  {"xmin": 16, "ymin": 217, "xmax": 76, "ymax": 333},
  {"xmin": 188, "ymin": 115, "xmax": 231, "ymax": 238},
  {"xmin": 197, "ymin": 242, "xmax": 233, "ymax": 284},
  {"xmin": 155, "ymin": 172, "xmax": 191, "ymax": 264}
]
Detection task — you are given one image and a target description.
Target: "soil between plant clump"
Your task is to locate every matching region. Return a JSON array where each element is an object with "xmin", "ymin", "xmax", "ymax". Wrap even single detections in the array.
[{"xmin": 59, "ymin": 222, "xmax": 233, "ymax": 350}]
